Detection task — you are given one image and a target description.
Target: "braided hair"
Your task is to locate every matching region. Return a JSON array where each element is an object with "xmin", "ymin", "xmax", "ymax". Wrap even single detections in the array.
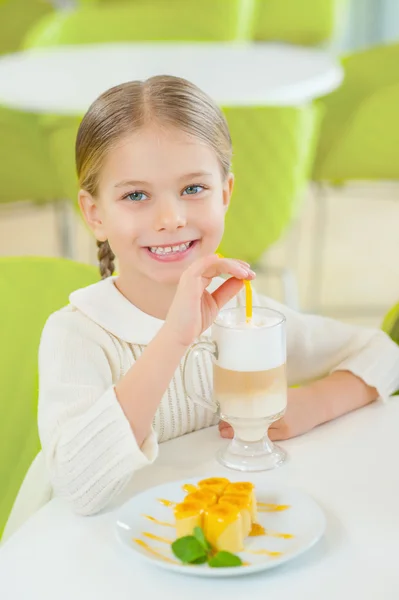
[{"xmin": 97, "ymin": 240, "xmax": 115, "ymax": 279}]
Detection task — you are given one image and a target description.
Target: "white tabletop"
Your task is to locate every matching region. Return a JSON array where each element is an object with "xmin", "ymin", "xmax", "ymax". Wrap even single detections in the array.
[
  {"xmin": 1, "ymin": 400, "xmax": 398, "ymax": 599},
  {"xmin": 0, "ymin": 42, "xmax": 343, "ymax": 114}
]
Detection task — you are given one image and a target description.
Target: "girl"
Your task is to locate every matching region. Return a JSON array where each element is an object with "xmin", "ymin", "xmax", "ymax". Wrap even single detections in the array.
[{"xmin": 5, "ymin": 76, "xmax": 399, "ymax": 535}]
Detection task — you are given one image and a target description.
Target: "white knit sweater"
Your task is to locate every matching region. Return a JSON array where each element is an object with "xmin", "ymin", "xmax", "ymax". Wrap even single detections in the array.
[{"xmin": 4, "ymin": 277, "xmax": 399, "ymax": 539}]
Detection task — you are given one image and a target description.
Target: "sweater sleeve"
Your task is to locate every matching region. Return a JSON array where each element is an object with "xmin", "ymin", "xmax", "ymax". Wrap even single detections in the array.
[
  {"xmin": 252, "ymin": 291, "xmax": 399, "ymax": 400},
  {"xmin": 38, "ymin": 309, "xmax": 158, "ymax": 516}
]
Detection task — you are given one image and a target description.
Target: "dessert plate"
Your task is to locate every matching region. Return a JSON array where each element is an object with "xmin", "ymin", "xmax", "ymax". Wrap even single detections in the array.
[{"xmin": 115, "ymin": 476, "xmax": 326, "ymax": 578}]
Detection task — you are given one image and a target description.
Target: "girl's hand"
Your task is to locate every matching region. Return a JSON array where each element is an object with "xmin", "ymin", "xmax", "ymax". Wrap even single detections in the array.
[
  {"xmin": 219, "ymin": 389, "xmax": 320, "ymax": 441},
  {"xmin": 165, "ymin": 254, "xmax": 255, "ymax": 348}
]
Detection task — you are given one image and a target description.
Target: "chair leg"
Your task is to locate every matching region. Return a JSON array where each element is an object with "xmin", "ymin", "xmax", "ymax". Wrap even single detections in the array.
[
  {"xmin": 307, "ymin": 183, "xmax": 329, "ymax": 313},
  {"xmin": 54, "ymin": 199, "xmax": 76, "ymax": 259}
]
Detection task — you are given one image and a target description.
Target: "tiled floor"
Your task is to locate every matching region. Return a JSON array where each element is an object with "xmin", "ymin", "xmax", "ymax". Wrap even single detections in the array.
[{"xmin": 1, "ymin": 182, "xmax": 399, "ymax": 328}]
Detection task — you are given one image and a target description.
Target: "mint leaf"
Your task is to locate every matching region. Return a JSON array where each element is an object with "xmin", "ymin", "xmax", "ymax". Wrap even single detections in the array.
[
  {"xmin": 171, "ymin": 536, "xmax": 207, "ymax": 564},
  {"xmin": 193, "ymin": 527, "xmax": 212, "ymax": 552},
  {"xmin": 208, "ymin": 551, "xmax": 242, "ymax": 568},
  {"xmin": 191, "ymin": 555, "xmax": 208, "ymax": 564}
]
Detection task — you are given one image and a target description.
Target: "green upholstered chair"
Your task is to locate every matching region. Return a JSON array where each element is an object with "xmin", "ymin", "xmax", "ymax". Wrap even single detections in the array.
[
  {"xmin": 24, "ymin": 0, "xmax": 255, "ymax": 47},
  {"xmin": 0, "ymin": 1, "xmax": 77, "ymax": 256},
  {"xmin": 252, "ymin": 0, "xmax": 348, "ymax": 46},
  {"xmin": 0, "ymin": 257, "xmax": 99, "ymax": 539},
  {"xmin": 0, "ymin": 0, "xmax": 53, "ymax": 55},
  {"xmin": 382, "ymin": 302, "xmax": 399, "ymax": 346},
  {"xmin": 309, "ymin": 43, "xmax": 399, "ymax": 312},
  {"xmin": 0, "ymin": 107, "xmax": 77, "ymax": 257},
  {"xmin": 382, "ymin": 302, "xmax": 399, "ymax": 395},
  {"xmin": 219, "ymin": 103, "xmax": 322, "ymax": 308}
]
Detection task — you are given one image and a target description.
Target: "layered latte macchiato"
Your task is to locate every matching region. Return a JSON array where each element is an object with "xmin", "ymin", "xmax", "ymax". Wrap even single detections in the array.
[{"xmin": 212, "ymin": 313, "xmax": 287, "ymax": 441}]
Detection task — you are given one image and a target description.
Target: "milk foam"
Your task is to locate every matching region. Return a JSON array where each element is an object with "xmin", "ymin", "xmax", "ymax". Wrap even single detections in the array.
[{"xmin": 213, "ymin": 311, "xmax": 285, "ymax": 372}]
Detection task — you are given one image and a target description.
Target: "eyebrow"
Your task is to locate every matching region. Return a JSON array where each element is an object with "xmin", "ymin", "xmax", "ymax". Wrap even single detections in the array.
[{"xmin": 114, "ymin": 171, "xmax": 213, "ymax": 188}]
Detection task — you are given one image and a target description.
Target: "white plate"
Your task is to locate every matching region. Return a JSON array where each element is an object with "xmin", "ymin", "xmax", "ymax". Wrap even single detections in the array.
[{"xmin": 115, "ymin": 476, "xmax": 326, "ymax": 578}]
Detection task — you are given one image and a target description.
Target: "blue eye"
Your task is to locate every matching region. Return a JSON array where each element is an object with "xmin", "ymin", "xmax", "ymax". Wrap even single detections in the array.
[
  {"xmin": 182, "ymin": 185, "xmax": 204, "ymax": 196},
  {"xmin": 125, "ymin": 191, "xmax": 148, "ymax": 202}
]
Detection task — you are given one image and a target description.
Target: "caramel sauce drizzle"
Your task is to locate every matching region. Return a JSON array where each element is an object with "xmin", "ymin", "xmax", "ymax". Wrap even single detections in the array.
[
  {"xmin": 143, "ymin": 532, "xmax": 172, "ymax": 544},
  {"xmin": 133, "ymin": 539, "xmax": 178, "ymax": 564},
  {"xmin": 245, "ymin": 548, "xmax": 283, "ymax": 558},
  {"xmin": 257, "ymin": 503, "xmax": 291, "ymax": 512},
  {"xmin": 182, "ymin": 484, "xmax": 197, "ymax": 494},
  {"xmin": 142, "ymin": 514, "xmax": 174, "ymax": 527},
  {"xmin": 157, "ymin": 498, "xmax": 176, "ymax": 507}
]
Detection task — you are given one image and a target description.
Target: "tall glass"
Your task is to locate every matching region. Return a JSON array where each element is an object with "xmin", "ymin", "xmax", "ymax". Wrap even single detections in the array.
[{"xmin": 183, "ymin": 306, "xmax": 287, "ymax": 472}]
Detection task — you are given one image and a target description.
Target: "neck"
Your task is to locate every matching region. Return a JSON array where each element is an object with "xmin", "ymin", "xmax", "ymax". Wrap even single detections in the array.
[{"xmin": 114, "ymin": 270, "xmax": 178, "ymax": 321}]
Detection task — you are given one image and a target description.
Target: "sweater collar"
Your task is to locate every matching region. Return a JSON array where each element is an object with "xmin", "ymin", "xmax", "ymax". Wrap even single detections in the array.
[{"xmin": 69, "ymin": 276, "xmax": 234, "ymax": 345}]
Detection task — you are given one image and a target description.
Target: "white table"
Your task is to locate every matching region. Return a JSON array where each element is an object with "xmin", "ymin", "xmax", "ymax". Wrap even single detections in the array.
[
  {"xmin": 0, "ymin": 42, "xmax": 343, "ymax": 114},
  {"xmin": 1, "ymin": 400, "xmax": 398, "ymax": 599}
]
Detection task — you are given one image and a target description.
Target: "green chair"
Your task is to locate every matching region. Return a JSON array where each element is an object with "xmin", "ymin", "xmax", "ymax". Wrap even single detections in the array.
[
  {"xmin": 219, "ymin": 102, "xmax": 322, "ymax": 307},
  {"xmin": 382, "ymin": 302, "xmax": 399, "ymax": 345},
  {"xmin": 24, "ymin": 0, "xmax": 255, "ymax": 47},
  {"xmin": 310, "ymin": 43, "xmax": 399, "ymax": 312},
  {"xmin": 0, "ymin": 0, "xmax": 77, "ymax": 257},
  {"xmin": 0, "ymin": 257, "xmax": 99, "ymax": 539},
  {"xmin": 382, "ymin": 302, "xmax": 399, "ymax": 395},
  {"xmin": 0, "ymin": 106, "xmax": 77, "ymax": 257},
  {"xmin": 0, "ymin": 0, "xmax": 53, "ymax": 55},
  {"xmin": 252, "ymin": 0, "xmax": 348, "ymax": 46}
]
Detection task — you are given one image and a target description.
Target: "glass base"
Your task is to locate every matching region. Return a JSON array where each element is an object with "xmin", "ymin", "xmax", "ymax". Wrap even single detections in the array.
[{"xmin": 217, "ymin": 435, "xmax": 287, "ymax": 472}]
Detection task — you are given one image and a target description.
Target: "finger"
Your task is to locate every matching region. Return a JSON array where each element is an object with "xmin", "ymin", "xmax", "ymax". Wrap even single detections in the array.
[
  {"xmin": 220, "ymin": 425, "xmax": 234, "ymax": 439},
  {"xmin": 187, "ymin": 255, "xmax": 254, "ymax": 281},
  {"xmin": 235, "ymin": 259, "xmax": 253, "ymax": 270},
  {"xmin": 269, "ymin": 423, "xmax": 289, "ymax": 441},
  {"xmin": 205, "ymin": 258, "xmax": 253, "ymax": 281},
  {"xmin": 217, "ymin": 254, "xmax": 251, "ymax": 269},
  {"xmin": 218, "ymin": 420, "xmax": 230, "ymax": 430},
  {"xmin": 212, "ymin": 277, "xmax": 244, "ymax": 310},
  {"xmin": 268, "ymin": 427, "xmax": 282, "ymax": 441}
]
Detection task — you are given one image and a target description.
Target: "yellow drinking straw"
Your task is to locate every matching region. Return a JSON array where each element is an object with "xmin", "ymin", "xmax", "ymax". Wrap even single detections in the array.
[
  {"xmin": 244, "ymin": 280, "xmax": 253, "ymax": 323},
  {"xmin": 217, "ymin": 253, "xmax": 252, "ymax": 322}
]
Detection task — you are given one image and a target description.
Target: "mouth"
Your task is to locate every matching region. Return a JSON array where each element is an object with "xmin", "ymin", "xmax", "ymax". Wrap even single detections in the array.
[{"xmin": 144, "ymin": 240, "xmax": 198, "ymax": 262}]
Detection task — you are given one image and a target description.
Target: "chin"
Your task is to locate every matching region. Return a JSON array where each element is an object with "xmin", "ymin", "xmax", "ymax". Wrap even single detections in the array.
[{"xmin": 150, "ymin": 269, "xmax": 185, "ymax": 286}]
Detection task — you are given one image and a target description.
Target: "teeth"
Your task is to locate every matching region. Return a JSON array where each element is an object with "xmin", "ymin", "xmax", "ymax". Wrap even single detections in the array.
[{"xmin": 149, "ymin": 242, "xmax": 191, "ymax": 255}]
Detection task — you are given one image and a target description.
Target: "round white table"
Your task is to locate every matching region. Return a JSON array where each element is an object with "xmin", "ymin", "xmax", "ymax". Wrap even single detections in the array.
[
  {"xmin": 0, "ymin": 401, "xmax": 398, "ymax": 599},
  {"xmin": 0, "ymin": 42, "xmax": 343, "ymax": 114}
]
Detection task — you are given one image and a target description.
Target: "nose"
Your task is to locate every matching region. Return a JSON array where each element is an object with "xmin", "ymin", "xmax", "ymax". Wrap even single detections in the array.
[{"xmin": 153, "ymin": 197, "xmax": 186, "ymax": 232}]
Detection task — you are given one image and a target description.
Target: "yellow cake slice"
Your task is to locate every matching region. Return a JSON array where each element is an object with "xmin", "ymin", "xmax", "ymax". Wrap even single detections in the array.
[
  {"xmin": 174, "ymin": 501, "xmax": 204, "ymax": 538},
  {"xmin": 204, "ymin": 504, "xmax": 244, "ymax": 553},
  {"xmin": 219, "ymin": 494, "xmax": 252, "ymax": 538},
  {"xmin": 224, "ymin": 482, "xmax": 258, "ymax": 523},
  {"xmin": 198, "ymin": 477, "xmax": 230, "ymax": 497},
  {"xmin": 183, "ymin": 489, "xmax": 218, "ymax": 508}
]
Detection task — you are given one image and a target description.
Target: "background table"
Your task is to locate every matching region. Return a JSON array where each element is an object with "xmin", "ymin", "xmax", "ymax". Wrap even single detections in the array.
[
  {"xmin": 0, "ymin": 42, "xmax": 343, "ymax": 113},
  {"xmin": 0, "ymin": 400, "xmax": 398, "ymax": 599}
]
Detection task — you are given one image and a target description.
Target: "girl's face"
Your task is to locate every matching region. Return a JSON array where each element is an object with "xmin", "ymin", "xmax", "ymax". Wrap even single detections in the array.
[{"xmin": 80, "ymin": 124, "xmax": 233, "ymax": 285}]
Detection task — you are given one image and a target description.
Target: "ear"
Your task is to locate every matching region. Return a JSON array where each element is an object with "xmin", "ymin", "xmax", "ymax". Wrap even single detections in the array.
[
  {"xmin": 78, "ymin": 190, "xmax": 107, "ymax": 242},
  {"xmin": 222, "ymin": 172, "xmax": 234, "ymax": 212}
]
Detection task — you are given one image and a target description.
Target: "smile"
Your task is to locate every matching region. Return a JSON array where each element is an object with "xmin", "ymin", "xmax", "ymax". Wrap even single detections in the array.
[
  {"xmin": 149, "ymin": 241, "xmax": 193, "ymax": 255},
  {"xmin": 145, "ymin": 240, "xmax": 197, "ymax": 262}
]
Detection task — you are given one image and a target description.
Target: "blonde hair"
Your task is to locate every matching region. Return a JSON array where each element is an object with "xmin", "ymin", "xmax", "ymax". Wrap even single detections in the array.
[{"xmin": 75, "ymin": 75, "xmax": 233, "ymax": 279}]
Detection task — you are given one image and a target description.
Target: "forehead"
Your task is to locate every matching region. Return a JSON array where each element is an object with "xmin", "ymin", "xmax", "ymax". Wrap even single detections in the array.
[{"xmin": 100, "ymin": 124, "xmax": 221, "ymax": 185}]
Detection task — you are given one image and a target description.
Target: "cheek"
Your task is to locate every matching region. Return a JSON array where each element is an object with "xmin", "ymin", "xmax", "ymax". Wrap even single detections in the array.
[
  {"xmin": 202, "ymin": 201, "xmax": 226, "ymax": 235},
  {"xmin": 105, "ymin": 205, "xmax": 142, "ymax": 238}
]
